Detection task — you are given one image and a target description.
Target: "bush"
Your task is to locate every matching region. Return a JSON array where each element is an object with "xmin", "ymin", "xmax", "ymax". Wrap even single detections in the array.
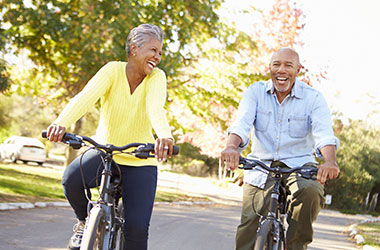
[
  {"xmin": 168, "ymin": 142, "xmax": 219, "ymax": 177},
  {"xmin": 325, "ymin": 119, "xmax": 380, "ymax": 212}
]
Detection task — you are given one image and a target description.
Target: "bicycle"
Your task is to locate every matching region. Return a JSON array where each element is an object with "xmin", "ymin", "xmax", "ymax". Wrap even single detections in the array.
[
  {"xmin": 41, "ymin": 131, "xmax": 179, "ymax": 250},
  {"xmin": 238, "ymin": 156, "xmax": 318, "ymax": 250}
]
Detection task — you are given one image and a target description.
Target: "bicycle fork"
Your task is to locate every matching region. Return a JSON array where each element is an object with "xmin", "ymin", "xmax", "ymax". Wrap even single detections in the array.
[{"xmin": 262, "ymin": 173, "xmax": 286, "ymax": 249}]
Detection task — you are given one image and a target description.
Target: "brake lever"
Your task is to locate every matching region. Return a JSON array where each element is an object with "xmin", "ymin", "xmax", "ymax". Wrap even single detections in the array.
[
  {"xmin": 63, "ymin": 139, "xmax": 84, "ymax": 150},
  {"xmin": 298, "ymin": 168, "xmax": 318, "ymax": 180},
  {"xmin": 132, "ymin": 144, "xmax": 155, "ymax": 159}
]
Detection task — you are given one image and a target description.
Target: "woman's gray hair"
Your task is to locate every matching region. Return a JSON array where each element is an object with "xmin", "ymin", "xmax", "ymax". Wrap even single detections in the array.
[{"xmin": 125, "ymin": 24, "xmax": 164, "ymax": 57}]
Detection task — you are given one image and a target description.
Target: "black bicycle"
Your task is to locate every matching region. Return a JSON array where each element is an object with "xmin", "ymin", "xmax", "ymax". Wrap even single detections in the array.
[
  {"xmin": 42, "ymin": 131, "xmax": 179, "ymax": 250},
  {"xmin": 238, "ymin": 157, "xmax": 318, "ymax": 250}
]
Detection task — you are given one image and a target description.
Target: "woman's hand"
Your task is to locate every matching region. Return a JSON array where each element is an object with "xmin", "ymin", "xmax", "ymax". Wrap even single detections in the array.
[
  {"xmin": 46, "ymin": 124, "xmax": 66, "ymax": 142},
  {"xmin": 155, "ymin": 138, "xmax": 174, "ymax": 162}
]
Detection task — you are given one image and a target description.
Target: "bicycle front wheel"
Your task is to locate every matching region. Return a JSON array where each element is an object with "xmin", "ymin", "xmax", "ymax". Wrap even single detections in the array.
[
  {"xmin": 81, "ymin": 205, "xmax": 108, "ymax": 250},
  {"xmin": 254, "ymin": 219, "xmax": 283, "ymax": 250}
]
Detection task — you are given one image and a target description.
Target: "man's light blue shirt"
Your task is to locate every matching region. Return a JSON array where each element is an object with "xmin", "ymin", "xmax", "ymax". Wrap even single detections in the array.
[{"xmin": 228, "ymin": 78, "xmax": 339, "ymax": 188}]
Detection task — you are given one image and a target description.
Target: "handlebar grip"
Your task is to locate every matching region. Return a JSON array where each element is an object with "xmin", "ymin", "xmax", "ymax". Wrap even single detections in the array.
[
  {"xmin": 41, "ymin": 130, "xmax": 83, "ymax": 149},
  {"xmin": 172, "ymin": 145, "xmax": 179, "ymax": 155},
  {"xmin": 41, "ymin": 130, "xmax": 79, "ymax": 141}
]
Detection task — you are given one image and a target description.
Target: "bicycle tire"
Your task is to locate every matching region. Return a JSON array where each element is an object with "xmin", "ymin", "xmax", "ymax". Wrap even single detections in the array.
[
  {"xmin": 254, "ymin": 220, "xmax": 283, "ymax": 250},
  {"xmin": 114, "ymin": 202, "xmax": 125, "ymax": 250},
  {"xmin": 80, "ymin": 205, "xmax": 107, "ymax": 250}
]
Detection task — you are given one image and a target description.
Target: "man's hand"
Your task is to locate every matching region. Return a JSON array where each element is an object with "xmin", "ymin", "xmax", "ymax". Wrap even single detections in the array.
[
  {"xmin": 220, "ymin": 145, "xmax": 240, "ymax": 171},
  {"xmin": 220, "ymin": 133, "xmax": 243, "ymax": 171},
  {"xmin": 317, "ymin": 161, "xmax": 339, "ymax": 185},
  {"xmin": 318, "ymin": 145, "xmax": 339, "ymax": 185}
]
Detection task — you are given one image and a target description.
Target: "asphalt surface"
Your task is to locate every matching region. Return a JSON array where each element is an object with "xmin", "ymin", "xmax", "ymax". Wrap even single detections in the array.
[
  {"xmin": 0, "ymin": 203, "xmax": 374, "ymax": 250},
  {"xmin": 309, "ymin": 209, "xmax": 370, "ymax": 250},
  {"xmin": 0, "ymin": 205, "xmax": 239, "ymax": 250},
  {"xmin": 0, "ymin": 167, "xmax": 376, "ymax": 249}
]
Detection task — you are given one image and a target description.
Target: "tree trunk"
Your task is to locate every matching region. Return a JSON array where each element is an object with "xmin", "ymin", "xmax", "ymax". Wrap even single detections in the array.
[
  {"xmin": 369, "ymin": 193, "xmax": 378, "ymax": 212},
  {"xmin": 218, "ymin": 160, "xmax": 223, "ymax": 181},
  {"xmin": 363, "ymin": 192, "xmax": 370, "ymax": 210},
  {"xmin": 64, "ymin": 118, "xmax": 83, "ymax": 167}
]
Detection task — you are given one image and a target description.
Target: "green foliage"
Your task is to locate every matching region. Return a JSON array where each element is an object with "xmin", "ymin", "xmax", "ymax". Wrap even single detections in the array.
[
  {"xmin": 0, "ymin": 128, "xmax": 13, "ymax": 143},
  {"xmin": 1, "ymin": 0, "xmax": 222, "ymax": 102},
  {"xmin": 168, "ymin": 142, "xmax": 219, "ymax": 176},
  {"xmin": 0, "ymin": 94, "xmax": 59, "ymax": 141},
  {"xmin": 325, "ymin": 119, "xmax": 380, "ymax": 211},
  {"xmin": 0, "ymin": 59, "xmax": 11, "ymax": 92},
  {"xmin": 170, "ymin": 25, "xmax": 263, "ymax": 133},
  {"xmin": 0, "ymin": 95, "xmax": 13, "ymax": 142}
]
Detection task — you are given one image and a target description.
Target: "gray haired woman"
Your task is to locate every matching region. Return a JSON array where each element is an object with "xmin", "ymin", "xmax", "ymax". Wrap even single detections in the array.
[{"xmin": 46, "ymin": 23, "xmax": 174, "ymax": 250}]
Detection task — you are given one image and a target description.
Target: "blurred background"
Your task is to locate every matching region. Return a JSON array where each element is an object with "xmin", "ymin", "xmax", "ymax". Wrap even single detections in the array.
[{"xmin": 1, "ymin": 0, "xmax": 380, "ymax": 214}]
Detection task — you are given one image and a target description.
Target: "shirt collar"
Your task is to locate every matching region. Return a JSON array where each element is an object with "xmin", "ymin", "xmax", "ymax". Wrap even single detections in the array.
[{"xmin": 266, "ymin": 78, "xmax": 303, "ymax": 99}]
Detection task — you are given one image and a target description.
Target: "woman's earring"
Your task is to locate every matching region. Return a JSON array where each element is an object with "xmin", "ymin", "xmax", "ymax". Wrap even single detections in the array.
[{"xmin": 133, "ymin": 53, "xmax": 136, "ymax": 56}]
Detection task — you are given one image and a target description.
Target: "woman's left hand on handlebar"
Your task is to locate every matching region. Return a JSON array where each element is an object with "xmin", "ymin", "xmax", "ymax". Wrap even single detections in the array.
[
  {"xmin": 155, "ymin": 138, "xmax": 174, "ymax": 162},
  {"xmin": 317, "ymin": 161, "xmax": 340, "ymax": 185}
]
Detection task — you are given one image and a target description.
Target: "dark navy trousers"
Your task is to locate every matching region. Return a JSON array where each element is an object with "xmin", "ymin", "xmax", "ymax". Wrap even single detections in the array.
[{"xmin": 62, "ymin": 149, "xmax": 157, "ymax": 250}]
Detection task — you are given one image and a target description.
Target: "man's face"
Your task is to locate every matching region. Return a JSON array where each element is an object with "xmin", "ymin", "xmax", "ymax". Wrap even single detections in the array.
[{"xmin": 270, "ymin": 49, "xmax": 300, "ymax": 95}]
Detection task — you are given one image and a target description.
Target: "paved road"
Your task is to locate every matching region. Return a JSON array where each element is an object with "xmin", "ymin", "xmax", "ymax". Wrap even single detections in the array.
[
  {"xmin": 0, "ymin": 205, "xmax": 238, "ymax": 250},
  {"xmin": 0, "ymin": 204, "xmax": 370, "ymax": 250},
  {"xmin": 309, "ymin": 209, "xmax": 369, "ymax": 250},
  {"xmin": 1, "ymin": 167, "xmax": 375, "ymax": 249}
]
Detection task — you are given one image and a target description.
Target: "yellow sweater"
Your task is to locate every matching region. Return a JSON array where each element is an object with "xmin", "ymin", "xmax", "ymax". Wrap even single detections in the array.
[{"xmin": 54, "ymin": 61, "xmax": 173, "ymax": 166}]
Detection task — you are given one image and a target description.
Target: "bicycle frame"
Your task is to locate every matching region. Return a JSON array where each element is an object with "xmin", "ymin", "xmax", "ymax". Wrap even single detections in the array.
[
  {"xmin": 92, "ymin": 153, "xmax": 122, "ymax": 248},
  {"xmin": 259, "ymin": 168, "xmax": 287, "ymax": 250},
  {"xmin": 42, "ymin": 130, "xmax": 179, "ymax": 250},
  {"xmin": 239, "ymin": 157, "xmax": 318, "ymax": 250}
]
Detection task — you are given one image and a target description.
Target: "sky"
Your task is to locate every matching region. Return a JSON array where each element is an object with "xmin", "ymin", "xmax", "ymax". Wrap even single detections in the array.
[{"xmin": 222, "ymin": 0, "xmax": 380, "ymax": 125}]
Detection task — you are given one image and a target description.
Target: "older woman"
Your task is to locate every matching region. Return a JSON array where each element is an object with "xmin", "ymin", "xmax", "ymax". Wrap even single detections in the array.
[{"xmin": 46, "ymin": 24, "xmax": 174, "ymax": 250}]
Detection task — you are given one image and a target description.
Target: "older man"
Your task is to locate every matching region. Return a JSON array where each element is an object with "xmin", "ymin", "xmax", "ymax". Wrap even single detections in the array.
[{"xmin": 220, "ymin": 47, "xmax": 340, "ymax": 250}]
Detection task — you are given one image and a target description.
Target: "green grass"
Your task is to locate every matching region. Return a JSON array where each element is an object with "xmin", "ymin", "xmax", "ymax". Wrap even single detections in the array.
[
  {"xmin": 155, "ymin": 186, "xmax": 209, "ymax": 202},
  {"xmin": 0, "ymin": 163, "xmax": 66, "ymax": 202},
  {"xmin": 0, "ymin": 163, "xmax": 209, "ymax": 204},
  {"xmin": 356, "ymin": 221, "xmax": 380, "ymax": 248}
]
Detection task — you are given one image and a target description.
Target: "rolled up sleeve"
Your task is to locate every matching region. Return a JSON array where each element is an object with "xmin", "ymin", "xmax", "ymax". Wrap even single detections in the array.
[
  {"xmin": 311, "ymin": 92, "xmax": 340, "ymax": 158},
  {"xmin": 227, "ymin": 85, "xmax": 257, "ymax": 151}
]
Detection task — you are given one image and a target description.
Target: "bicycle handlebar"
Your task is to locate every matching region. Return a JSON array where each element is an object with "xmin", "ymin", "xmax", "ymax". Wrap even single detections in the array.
[
  {"xmin": 238, "ymin": 156, "xmax": 318, "ymax": 180},
  {"xmin": 41, "ymin": 130, "xmax": 179, "ymax": 159}
]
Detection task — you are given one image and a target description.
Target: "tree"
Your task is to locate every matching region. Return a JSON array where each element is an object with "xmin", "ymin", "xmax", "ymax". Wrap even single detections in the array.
[
  {"xmin": 171, "ymin": 0, "xmax": 312, "ymax": 178},
  {"xmin": 0, "ymin": 59, "xmax": 10, "ymax": 92},
  {"xmin": 0, "ymin": 21, "xmax": 10, "ymax": 92},
  {"xmin": 1, "ymin": 0, "xmax": 223, "ymax": 164},
  {"xmin": 1, "ymin": 0, "xmax": 222, "ymax": 98},
  {"xmin": 0, "ymin": 94, "xmax": 13, "ymax": 142},
  {"xmin": 325, "ymin": 119, "xmax": 380, "ymax": 211}
]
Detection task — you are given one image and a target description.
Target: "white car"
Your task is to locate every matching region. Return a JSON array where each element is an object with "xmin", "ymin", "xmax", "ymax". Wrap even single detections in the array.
[{"xmin": 0, "ymin": 136, "xmax": 46, "ymax": 165}]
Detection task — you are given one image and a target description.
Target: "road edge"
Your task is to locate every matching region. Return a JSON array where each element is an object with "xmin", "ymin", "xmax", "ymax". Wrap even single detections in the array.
[{"xmin": 0, "ymin": 200, "xmax": 220, "ymax": 211}]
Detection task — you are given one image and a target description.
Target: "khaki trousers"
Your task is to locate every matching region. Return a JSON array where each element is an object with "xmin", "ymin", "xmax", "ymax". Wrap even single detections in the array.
[{"xmin": 235, "ymin": 168, "xmax": 325, "ymax": 250}]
